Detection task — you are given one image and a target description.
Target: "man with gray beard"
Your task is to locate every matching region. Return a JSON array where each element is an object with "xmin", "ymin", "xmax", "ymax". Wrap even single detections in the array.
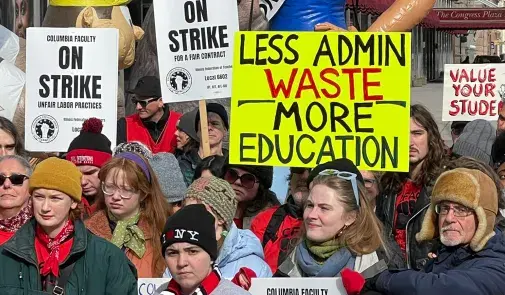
[{"xmin": 362, "ymin": 167, "xmax": 505, "ymax": 295}]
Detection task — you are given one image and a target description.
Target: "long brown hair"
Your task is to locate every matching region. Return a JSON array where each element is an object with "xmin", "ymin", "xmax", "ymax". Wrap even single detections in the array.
[
  {"xmin": 97, "ymin": 156, "xmax": 170, "ymax": 276},
  {"xmin": 309, "ymin": 175, "xmax": 386, "ymax": 255},
  {"xmin": 382, "ymin": 104, "xmax": 446, "ymax": 191}
]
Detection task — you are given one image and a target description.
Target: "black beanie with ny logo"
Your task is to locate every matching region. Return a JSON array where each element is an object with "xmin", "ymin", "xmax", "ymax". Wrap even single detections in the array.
[{"xmin": 161, "ymin": 204, "xmax": 218, "ymax": 260}]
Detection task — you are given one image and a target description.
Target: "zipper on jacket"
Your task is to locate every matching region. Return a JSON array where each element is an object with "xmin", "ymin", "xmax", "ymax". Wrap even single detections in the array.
[
  {"xmin": 8, "ymin": 247, "xmax": 42, "ymax": 290},
  {"xmin": 405, "ymin": 203, "xmax": 430, "ymax": 269}
]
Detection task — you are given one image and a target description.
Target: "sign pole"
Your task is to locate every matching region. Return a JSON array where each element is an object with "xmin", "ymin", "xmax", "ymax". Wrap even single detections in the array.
[{"xmin": 199, "ymin": 100, "xmax": 211, "ymax": 157}]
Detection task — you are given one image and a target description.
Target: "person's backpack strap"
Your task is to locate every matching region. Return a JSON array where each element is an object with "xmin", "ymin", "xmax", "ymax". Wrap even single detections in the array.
[
  {"xmin": 262, "ymin": 206, "xmax": 288, "ymax": 248},
  {"xmin": 45, "ymin": 261, "xmax": 76, "ymax": 295}
]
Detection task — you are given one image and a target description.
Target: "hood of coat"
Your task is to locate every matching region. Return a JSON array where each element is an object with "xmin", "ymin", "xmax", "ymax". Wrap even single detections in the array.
[{"xmin": 216, "ymin": 223, "xmax": 265, "ymax": 266}]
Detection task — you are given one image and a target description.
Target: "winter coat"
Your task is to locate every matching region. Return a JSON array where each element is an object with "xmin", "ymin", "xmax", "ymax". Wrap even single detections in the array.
[
  {"xmin": 376, "ymin": 182, "xmax": 435, "ymax": 270},
  {"xmin": 85, "ymin": 210, "xmax": 165, "ymax": 278},
  {"xmin": 276, "ymin": 245, "xmax": 380, "ymax": 277},
  {"xmin": 164, "ymin": 224, "xmax": 272, "ymax": 278},
  {"xmin": 250, "ymin": 196, "xmax": 303, "ymax": 273},
  {"xmin": 0, "ymin": 218, "xmax": 138, "ymax": 294},
  {"xmin": 374, "ymin": 229, "xmax": 505, "ymax": 295}
]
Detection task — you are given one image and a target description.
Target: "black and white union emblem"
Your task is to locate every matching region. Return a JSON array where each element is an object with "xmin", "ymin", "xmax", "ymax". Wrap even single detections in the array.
[
  {"xmin": 167, "ymin": 67, "xmax": 192, "ymax": 94},
  {"xmin": 31, "ymin": 115, "xmax": 59, "ymax": 143}
]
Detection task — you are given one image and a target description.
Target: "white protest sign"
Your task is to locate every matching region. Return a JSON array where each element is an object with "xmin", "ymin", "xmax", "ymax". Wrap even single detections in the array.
[
  {"xmin": 250, "ymin": 278, "xmax": 347, "ymax": 295},
  {"xmin": 25, "ymin": 28, "xmax": 118, "ymax": 152},
  {"xmin": 153, "ymin": 0, "xmax": 239, "ymax": 102},
  {"xmin": 138, "ymin": 278, "xmax": 170, "ymax": 295},
  {"xmin": 259, "ymin": 0, "xmax": 286, "ymax": 21},
  {"xmin": 443, "ymin": 63, "xmax": 505, "ymax": 121}
]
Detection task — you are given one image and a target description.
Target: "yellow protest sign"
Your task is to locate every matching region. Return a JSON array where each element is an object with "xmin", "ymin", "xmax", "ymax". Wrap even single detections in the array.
[{"xmin": 229, "ymin": 32, "xmax": 411, "ymax": 172}]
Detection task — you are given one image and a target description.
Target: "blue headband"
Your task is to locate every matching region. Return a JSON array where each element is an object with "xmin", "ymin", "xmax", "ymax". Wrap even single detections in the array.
[{"xmin": 115, "ymin": 152, "xmax": 151, "ymax": 182}]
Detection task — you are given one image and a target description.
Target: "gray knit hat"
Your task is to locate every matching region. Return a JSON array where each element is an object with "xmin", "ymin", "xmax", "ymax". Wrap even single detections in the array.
[
  {"xmin": 453, "ymin": 119, "xmax": 496, "ymax": 165},
  {"xmin": 148, "ymin": 153, "xmax": 187, "ymax": 203},
  {"xmin": 185, "ymin": 176, "xmax": 237, "ymax": 230}
]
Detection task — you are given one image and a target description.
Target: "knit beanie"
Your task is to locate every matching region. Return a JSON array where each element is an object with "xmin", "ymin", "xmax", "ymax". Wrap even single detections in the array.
[
  {"xmin": 66, "ymin": 118, "xmax": 112, "ymax": 168},
  {"xmin": 307, "ymin": 158, "xmax": 364, "ymax": 188},
  {"xmin": 226, "ymin": 165, "xmax": 273, "ymax": 189},
  {"xmin": 453, "ymin": 119, "xmax": 496, "ymax": 165},
  {"xmin": 29, "ymin": 157, "xmax": 82, "ymax": 202},
  {"xmin": 178, "ymin": 109, "xmax": 199, "ymax": 142},
  {"xmin": 185, "ymin": 176, "xmax": 237, "ymax": 230},
  {"xmin": 113, "ymin": 141, "xmax": 153, "ymax": 160},
  {"xmin": 416, "ymin": 168, "xmax": 498, "ymax": 252},
  {"xmin": 161, "ymin": 204, "xmax": 218, "ymax": 260},
  {"xmin": 148, "ymin": 153, "xmax": 187, "ymax": 203}
]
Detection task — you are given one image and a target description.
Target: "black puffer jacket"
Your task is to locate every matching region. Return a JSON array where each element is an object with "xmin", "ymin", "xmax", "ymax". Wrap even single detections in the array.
[{"xmin": 376, "ymin": 183, "xmax": 435, "ymax": 270}]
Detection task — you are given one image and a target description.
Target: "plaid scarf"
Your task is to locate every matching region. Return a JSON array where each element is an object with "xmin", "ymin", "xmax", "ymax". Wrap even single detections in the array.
[
  {"xmin": 36, "ymin": 220, "xmax": 74, "ymax": 277},
  {"xmin": 0, "ymin": 199, "xmax": 32, "ymax": 232}
]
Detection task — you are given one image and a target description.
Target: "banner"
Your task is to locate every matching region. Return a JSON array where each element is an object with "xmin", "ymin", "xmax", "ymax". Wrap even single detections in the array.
[
  {"xmin": 229, "ymin": 32, "xmax": 411, "ymax": 172},
  {"xmin": 25, "ymin": 27, "xmax": 118, "ymax": 152},
  {"xmin": 153, "ymin": 0, "xmax": 239, "ymax": 103},
  {"xmin": 250, "ymin": 278, "xmax": 346, "ymax": 295},
  {"xmin": 442, "ymin": 64, "xmax": 505, "ymax": 121},
  {"xmin": 138, "ymin": 278, "xmax": 170, "ymax": 295}
]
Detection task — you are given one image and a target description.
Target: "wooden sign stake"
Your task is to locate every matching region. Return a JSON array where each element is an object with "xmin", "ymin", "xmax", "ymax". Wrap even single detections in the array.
[{"xmin": 199, "ymin": 100, "xmax": 211, "ymax": 158}]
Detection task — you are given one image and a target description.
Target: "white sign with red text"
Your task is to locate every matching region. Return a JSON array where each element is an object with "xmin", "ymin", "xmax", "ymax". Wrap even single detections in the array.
[{"xmin": 443, "ymin": 63, "xmax": 505, "ymax": 121}]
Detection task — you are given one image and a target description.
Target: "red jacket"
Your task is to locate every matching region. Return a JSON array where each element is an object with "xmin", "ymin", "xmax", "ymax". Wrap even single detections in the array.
[
  {"xmin": 250, "ymin": 196, "xmax": 302, "ymax": 273},
  {"xmin": 125, "ymin": 111, "xmax": 181, "ymax": 154}
]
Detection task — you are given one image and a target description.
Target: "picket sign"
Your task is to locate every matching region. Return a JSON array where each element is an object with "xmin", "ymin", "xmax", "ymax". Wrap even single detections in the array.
[
  {"xmin": 138, "ymin": 278, "xmax": 347, "ymax": 295},
  {"xmin": 249, "ymin": 278, "xmax": 347, "ymax": 295},
  {"xmin": 153, "ymin": 0, "xmax": 239, "ymax": 103},
  {"xmin": 24, "ymin": 27, "xmax": 118, "ymax": 152},
  {"xmin": 229, "ymin": 32, "xmax": 411, "ymax": 172},
  {"xmin": 138, "ymin": 278, "xmax": 170, "ymax": 295},
  {"xmin": 442, "ymin": 63, "xmax": 505, "ymax": 121}
]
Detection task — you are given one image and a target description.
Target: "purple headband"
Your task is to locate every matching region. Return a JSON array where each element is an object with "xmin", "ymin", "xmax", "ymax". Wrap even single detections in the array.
[{"xmin": 115, "ymin": 152, "xmax": 151, "ymax": 182}]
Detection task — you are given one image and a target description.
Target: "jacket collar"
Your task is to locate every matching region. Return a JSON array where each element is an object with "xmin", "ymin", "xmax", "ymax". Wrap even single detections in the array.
[
  {"xmin": 285, "ymin": 195, "xmax": 303, "ymax": 219},
  {"xmin": 3, "ymin": 218, "xmax": 88, "ymax": 265},
  {"xmin": 141, "ymin": 104, "xmax": 169, "ymax": 129},
  {"xmin": 85, "ymin": 210, "xmax": 153, "ymax": 240}
]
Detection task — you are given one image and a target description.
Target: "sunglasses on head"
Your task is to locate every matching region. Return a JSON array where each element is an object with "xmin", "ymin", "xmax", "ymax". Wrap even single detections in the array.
[
  {"xmin": 132, "ymin": 97, "xmax": 160, "ymax": 108},
  {"xmin": 224, "ymin": 169, "xmax": 258, "ymax": 189},
  {"xmin": 0, "ymin": 174, "xmax": 28, "ymax": 186},
  {"xmin": 318, "ymin": 169, "xmax": 360, "ymax": 207}
]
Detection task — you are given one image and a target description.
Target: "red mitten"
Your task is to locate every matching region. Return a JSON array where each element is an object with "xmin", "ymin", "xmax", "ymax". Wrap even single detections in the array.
[
  {"xmin": 341, "ymin": 268, "xmax": 365, "ymax": 295},
  {"xmin": 231, "ymin": 267, "xmax": 257, "ymax": 291}
]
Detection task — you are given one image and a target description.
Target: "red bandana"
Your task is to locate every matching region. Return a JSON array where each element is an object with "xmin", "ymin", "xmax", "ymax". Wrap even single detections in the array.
[
  {"xmin": 35, "ymin": 220, "xmax": 74, "ymax": 277},
  {"xmin": 0, "ymin": 199, "xmax": 33, "ymax": 232},
  {"xmin": 167, "ymin": 266, "xmax": 222, "ymax": 295}
]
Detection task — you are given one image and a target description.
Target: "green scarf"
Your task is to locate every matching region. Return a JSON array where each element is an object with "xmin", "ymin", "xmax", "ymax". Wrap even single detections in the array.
[
  {"xmin": 306, "ymin": 239, "xmax": 342, "ymax": 261},
  {"xmin": 108, "ymin": 211, "xmax": 146, "ymax": 258}
]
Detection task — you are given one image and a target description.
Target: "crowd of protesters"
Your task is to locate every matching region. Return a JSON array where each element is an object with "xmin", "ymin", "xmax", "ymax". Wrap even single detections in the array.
[{"xmin": 0, "ymin": 70, "xmax": 505, "ymax": 294}]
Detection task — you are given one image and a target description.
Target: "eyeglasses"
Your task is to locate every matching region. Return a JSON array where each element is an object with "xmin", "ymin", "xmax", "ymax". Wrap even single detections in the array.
[
  {"xmin": 132, "ymin": 97, "xmax": 160, "ymax": 109},
  {"xmin": 224, "ymin": 169, "xmax": 258, "ymax": 189},
  {"xmin": 101, "ymin": 182, "xmax": 138, "ymax": 200},
  {"xmin": 318, "ymin": 169, "xmax": 360, "ymax": 207},
  {"xmin": 435, "ymin": 203, "xmax": 474, "ymax": 217},
  {"xmin": 363, "ymin": 178, "xmax": 376, "ymax": 188},
  {"xmin": 0, "ymin": 174, "xmax": 28, "ymax": 186}
]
